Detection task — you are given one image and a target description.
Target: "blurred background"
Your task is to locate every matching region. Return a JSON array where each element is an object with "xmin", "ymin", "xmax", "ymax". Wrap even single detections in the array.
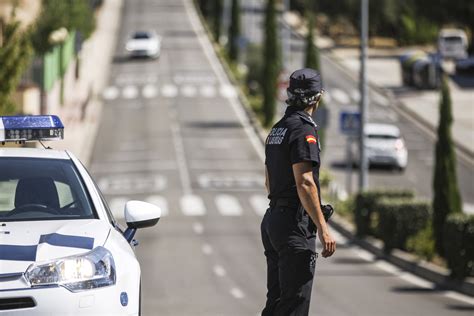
[{"xmin": 0, "ymin": 0, "xmax": 473, "ymax": 315}]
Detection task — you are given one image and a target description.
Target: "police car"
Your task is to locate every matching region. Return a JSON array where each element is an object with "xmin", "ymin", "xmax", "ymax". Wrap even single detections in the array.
[{"xmin": 0, "ymin": 116, "xmax": 161, "ymax": 315}]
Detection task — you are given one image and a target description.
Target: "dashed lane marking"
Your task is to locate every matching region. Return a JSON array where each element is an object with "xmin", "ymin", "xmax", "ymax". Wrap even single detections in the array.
[
  {"xmin": 202, "ymin": 244, "xmax": 213, "ymax": 255},
  {"xmin": 122, "ymin": 85, "xmax": 139, "ymax": 99},
  {"xmin": 161, "ymin": 84, "xmax": 179, "ymax": 98},
  {"xmin": 192, "ymin": 222, "xmax": 204, "ymax": 234},
  {"xmin": 145, "ymin": 195, "xmax": 168, "ymax": 217},
  {"xmin": 102, "ymin": 86, "xmax": 120, "ymax": 100},
  {"xmin": 230, "ymin": 287, "xmax": 245, "ymax": 299},
  {"xmin": 142, "ymin": 84, "xmax": 158, "ymax": 98},
  {"xmin": 215, "ymin": 194, "xmax": 243, "ymax": 216},
  {"xmin": 213, "ymin": 265, "xmax": 227, "ymax": 277},
  {"xmin": 249, "ymin": 194, "xmax": 268, "ymax": 216},
  {"xmin": 331, "ymin": 88, "xmax": 351, "ymax": 104},
  {"xmin": 181, "ymin": 195, "xmax": 206, "ymax": 216}
]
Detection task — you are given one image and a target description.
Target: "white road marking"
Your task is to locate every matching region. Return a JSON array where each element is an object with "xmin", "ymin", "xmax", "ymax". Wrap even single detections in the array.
[
  {"xmin": 170, "ymin": 120, "xmax": 192, "ymax": 195},
  {"xmin": 202, "ymin": 244, "xmax": 213, "ymax": 255},
  {"xmin": 102, "ymin": 86, "xmax": 120, "ymax": 100},
  {"xmin": 200, "ymin": 85, "xmax": 216, "ymax": 98},
  {"xmin": 213, "ymin": 265, "xmax": 227, "ymax": 277},
  {"xmin": 331, "ymin": 88, "xmax": 351, "ymax": 104},
  {"xmin": 116, "ymin": 73, "xmax": 157, "ymax": 85},
  {"xmin": 215, "ymin": 194, "xmax": 243, "ymax": 216},
  {"xmin": 161, "ymin": 84, "xmax": 178, "ymax": 98},
  {"xmin": 142, "ymin": 84, "xmax": 158, "ymax": 98},
  {"xmin": 97, "ymin": 174, "xmax": 167, "ymax": 195},
  {"xmin": 108, "ymin": 197, "xmax": 128, "ymax": 219},
  {"xmin": 181, "ymin": 195, "xmax": 206, "ymax": 216},
  {"xmin": 192, "ymin": 222, "xmax": 204, "ymax": 234},
  {"xmin": 230, "ymin": 287, "xmax": 245, "ymax": 299},
  {"xmin": 220, "ymin": 84, "xmax": 237, "ymax": 98},
  {"xmin": 145, "ymin": 195, "xmax": 169, "ymax": 217},
  {"xmin": 350, "ymin": 89, "xmax": 360, "ymax": 102},
  {"xmin": 122, "ymin": 85, "xmax": 139, "ymax": 99},
  {"xmin": 181, "ymin": 84, "xmax": 198, "ymax": 97},
  {"xmin": 444, "ymin": 291, "xmax": 474, "ymax": 305},
  {"xmin": 372, "ymin": 92, "xmax": 390, "ymax": 107},
  {"xmin": 249, "ymin": 195, "xmax": 268, "ymax": 216}
]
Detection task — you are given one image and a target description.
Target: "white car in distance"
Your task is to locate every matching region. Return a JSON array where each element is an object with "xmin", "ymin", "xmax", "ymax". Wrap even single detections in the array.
[
  {"xmin": 0, "ymin": 115, "xmax": 161, "ymax": 315},
  {"xmin": 125, "ymin": 31, "xmax": 161, "ymax": 58}
]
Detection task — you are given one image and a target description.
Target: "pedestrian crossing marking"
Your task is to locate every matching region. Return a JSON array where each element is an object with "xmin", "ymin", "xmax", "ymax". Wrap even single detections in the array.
[
  {"xmin": 350, "ymin": 89, "xmax": 361, "ymax": 102},
  {"xmin": 142, "ymin": 84, "xmax": 158, "ymax": 98},
  {"xmin": 200, "ymin": 85, "xmax": 216, "ymax": 98},
  {"xmin": 181, "ymin": 84, "xmax": 198, "ymax": 97},
  {"xmin": 220, "ymin": 84, "xmax": 237, "ymax": 98},
  {"xmin": 122, "ymin": 85, "xmax": 139, "ymax": 99},
  {"xmin": 103, "ymin": 86, "xmax": 120, "ymax": 100},
  {"xmin": 161, "ymin": 84, "xmax": 178, "ymax": 98},
  {"xmin": 250, "ymin": 195, "xmax": 268, "ymax": 216},
  {"xmin": 215, "ymin": 194, "xmax": 243, "ymax": 216},
  {"xmin": 181, "ymin": 194, "xmax": 206, "ymax": 216},
  {"xmin": 145, "ymin": 195, "xmax": 168, "ymax": 217},
  {"xmin": 331, "ymin": 88, "xmax": 351, "ymax": 104}
]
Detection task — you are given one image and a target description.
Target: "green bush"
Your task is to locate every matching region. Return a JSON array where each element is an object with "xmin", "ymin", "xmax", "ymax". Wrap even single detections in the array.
[
  {"xmin": 377, "ymin": 199, "xmax": 431, "ymax": 253},
  {"xmin": 406, "ymin": 223, "xmax": 436, "ymax": 261},
  {"xmin": 355, "ymin": 190, "xmax": 415, "ymax": 237},
  {"xmin": 444, "ymin": 214, "xmax": 474, "ymax": 279}
]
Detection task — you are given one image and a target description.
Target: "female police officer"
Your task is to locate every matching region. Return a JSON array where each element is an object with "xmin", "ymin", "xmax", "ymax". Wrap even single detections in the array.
[{"xmin": 261, "ymin": 68, "xmax": 336, "ymax": 316}]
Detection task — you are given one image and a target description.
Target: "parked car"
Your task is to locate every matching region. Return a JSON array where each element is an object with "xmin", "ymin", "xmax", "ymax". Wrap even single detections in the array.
[
  {"xmin": 455, "ymin": 57, "xmax": 474, "ymax": 75},
  {"xmin": 0, "ymin": 115, "xmax": 161, "ymax": 315},
  {"xmin": 125, "ymin": 31, "xmax": 161, "ymax": 58}
]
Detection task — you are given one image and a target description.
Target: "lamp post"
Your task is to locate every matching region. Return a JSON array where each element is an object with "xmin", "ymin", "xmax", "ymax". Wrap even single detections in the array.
[{"xmin": 359, "ymin": 0, "xmax": 369, "ymax": 191}]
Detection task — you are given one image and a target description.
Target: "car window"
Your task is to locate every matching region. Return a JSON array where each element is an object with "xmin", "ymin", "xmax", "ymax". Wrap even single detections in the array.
[
  {"xmin": 133, "ymin": 32, "xmax": 150, "ymax": 39},
  {"xmin": 0, "ymin": 158, "xmax": 97, "ymax": 221}
]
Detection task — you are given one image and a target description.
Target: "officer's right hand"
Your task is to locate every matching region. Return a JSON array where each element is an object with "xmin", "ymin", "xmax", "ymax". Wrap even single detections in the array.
[{"xmin": 319, "ymin": 230, "xmax": 336, "ymax": 258}]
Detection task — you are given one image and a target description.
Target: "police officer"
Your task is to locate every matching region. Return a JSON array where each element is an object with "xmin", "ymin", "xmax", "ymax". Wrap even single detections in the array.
[{"xmin": 261, "ymin": 68, "xmax": 336, "ymax": 316}]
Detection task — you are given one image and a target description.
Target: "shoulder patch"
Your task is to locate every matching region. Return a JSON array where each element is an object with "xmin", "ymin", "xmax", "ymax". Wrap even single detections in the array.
[{"xmin": 306, "ymin": 135, "xmax": 317, "ymax": 144}]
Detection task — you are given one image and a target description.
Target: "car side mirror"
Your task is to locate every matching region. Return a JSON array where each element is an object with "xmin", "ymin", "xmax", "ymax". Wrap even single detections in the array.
[{"xmin": 123, "ymin": 201, "xmax": 161, "ymax": 243}]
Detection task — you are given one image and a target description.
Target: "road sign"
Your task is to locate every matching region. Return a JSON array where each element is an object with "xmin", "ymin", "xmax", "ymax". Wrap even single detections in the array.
[{"xmin": 340, "ymin": 111, "xmax": 361, "ymax": 135}]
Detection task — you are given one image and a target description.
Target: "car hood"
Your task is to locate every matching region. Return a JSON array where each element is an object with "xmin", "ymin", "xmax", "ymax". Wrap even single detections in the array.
[
  {"xmin": 126, "ymin": 39, "xmax": 158, "ymax": 50},
  {"xmin": 0, "ymin": 219, "xmax": 110, "ymax": 273}
]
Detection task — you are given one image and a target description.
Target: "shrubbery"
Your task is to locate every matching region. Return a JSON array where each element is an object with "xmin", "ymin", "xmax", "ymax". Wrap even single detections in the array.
[
  {"xmin": 406, "ymin": 223, "xmax": 436, "ymax": 261},
  {"xmin": 444, "ymin": 214, "xmax": 474, "ymax": 279},
  {"xmin": 354, "ymin": 190, "xmax": 414, "ymax": 237},
  {"xmin": 376, "ymin": 199, "xmax": 431, "ymax": 253}
]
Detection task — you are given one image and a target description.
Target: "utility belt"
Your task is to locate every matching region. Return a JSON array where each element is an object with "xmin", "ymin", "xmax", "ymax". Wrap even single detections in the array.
[{"xmin": 269, "ymin": 198, "xmax": 334, "ymax": 222}]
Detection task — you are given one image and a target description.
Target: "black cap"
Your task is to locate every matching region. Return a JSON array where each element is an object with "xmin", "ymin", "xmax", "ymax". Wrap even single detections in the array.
[{"xmin": 287, "ymin": 68, "xmax": 323, "ymax": 95}]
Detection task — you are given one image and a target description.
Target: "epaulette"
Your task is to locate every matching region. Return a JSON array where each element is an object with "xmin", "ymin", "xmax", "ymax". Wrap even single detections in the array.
[{"xmin": 296, "ymin": 112, "xmax": 318, "ymax": 128}]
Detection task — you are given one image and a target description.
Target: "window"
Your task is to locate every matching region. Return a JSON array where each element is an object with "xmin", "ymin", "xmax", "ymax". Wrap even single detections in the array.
[{"xmin": 0, "ymin": 158, "xmax": 96, "ymax": 221}]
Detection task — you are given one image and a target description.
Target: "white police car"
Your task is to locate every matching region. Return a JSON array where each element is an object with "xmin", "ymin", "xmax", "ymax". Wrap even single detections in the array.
[{"xmin": 0, "ymin": 116, "xmax": 161, "ymax": 315}]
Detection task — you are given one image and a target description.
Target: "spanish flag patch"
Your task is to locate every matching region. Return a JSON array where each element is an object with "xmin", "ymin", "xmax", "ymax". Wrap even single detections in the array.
[{"xmin": 306, "ymin": 135, "xmax": 317, "ymax": 144}]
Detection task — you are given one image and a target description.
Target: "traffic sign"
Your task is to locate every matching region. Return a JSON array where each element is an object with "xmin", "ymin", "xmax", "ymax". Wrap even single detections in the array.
[{"xmin": 340, "ymin": 111, "xmax": 361, "ymax": 135}]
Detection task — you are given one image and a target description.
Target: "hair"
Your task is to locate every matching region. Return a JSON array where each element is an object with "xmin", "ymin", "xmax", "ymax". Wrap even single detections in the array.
[{"xmin": 286, "ymin": 91, "xmax": 322, "ymax": 108}]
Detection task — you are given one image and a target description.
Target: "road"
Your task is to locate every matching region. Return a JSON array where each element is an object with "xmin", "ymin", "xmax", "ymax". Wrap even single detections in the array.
[{"xmin": 89, "ymin": 0, "xmax": 474, "ymax": 315}]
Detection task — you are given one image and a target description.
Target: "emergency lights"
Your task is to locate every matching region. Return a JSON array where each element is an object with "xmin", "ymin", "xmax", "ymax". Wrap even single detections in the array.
[{"xmin": 0, "ymin": 115, "xmax": 64, "ymax": 142}]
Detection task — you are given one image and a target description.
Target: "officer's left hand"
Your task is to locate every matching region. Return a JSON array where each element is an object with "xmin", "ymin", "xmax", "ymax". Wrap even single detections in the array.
[{"xmin": 319, "ymin": 230, "xmax": 336, "ymax": 258}]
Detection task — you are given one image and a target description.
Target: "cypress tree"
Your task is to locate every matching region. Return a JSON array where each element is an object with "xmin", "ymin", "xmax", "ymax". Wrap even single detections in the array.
[
  {"xmin": 0, "ymin": 21, "xmax": 33, "ymax": 114},
  {"xmin": 212, "ymin": 0, "xmax": 223, "ymax": 42},
  {"xmin": 228, "ymin": 0, "xmax": 240, "ymax": 62},
  {"xmin": 262, "ymin": 0, "xmax": 280, "ymax": 127},
  {"xmin": 433, "ymin": 75, "xmax": 463, "ymax": 255}
]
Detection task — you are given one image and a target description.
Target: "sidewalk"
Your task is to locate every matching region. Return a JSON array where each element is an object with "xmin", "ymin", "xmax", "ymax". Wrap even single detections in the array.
[
  {"xmin": 329, "ymin": 47, "xmax": 474, "ymax": 160},
  {"xmin": 52, "ymin": 0, "xmax": 123, "ymax": 166}
]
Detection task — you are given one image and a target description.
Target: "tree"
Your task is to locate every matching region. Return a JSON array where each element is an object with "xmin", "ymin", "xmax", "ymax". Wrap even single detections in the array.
[
  {"xmin": 31, "ymin": 0, "xmax": 95, "ymax": 55},
  {"xmin": 0, "ymin": 20, "xmax": 33, "ymax": 114},
  {"xmin": 262, "ymin": 0, "xmax": 280, "ymax": 127},
  {"xmin": 228, "ymin": 0, "xmax": 240, "ymax": 62},
  {"xmin": 304, "ymin": 13, "xmax": 319, "ymax": 71},
  {"xmin": 212, "ymin": 0, "xmax": 223, "ymax": 42},
  {"xmin": 433, "ymin": 75, "xmax": 463, "ymax": 256}
]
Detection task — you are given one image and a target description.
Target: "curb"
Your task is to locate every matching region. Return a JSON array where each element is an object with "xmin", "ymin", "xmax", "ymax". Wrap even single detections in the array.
[{"xmin": 330, "ymin": 213, "xmax": 474, "ymax": 297}]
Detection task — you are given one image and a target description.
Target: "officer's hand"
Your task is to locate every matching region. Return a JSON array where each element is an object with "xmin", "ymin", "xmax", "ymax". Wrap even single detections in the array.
[{"xmin": 319, "ymin": 230, "xmax": 336, "ymax": 258}]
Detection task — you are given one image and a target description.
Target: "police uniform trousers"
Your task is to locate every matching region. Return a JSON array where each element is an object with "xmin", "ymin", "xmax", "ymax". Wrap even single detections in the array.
[{"xmin": 261, "ymin": 199, "xmax": 317, "ymax": 316}]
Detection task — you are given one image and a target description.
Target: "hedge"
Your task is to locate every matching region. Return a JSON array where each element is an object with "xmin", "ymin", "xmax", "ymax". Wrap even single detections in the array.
[
  {"xmin": 444, "ymin": 213, "xmax": 474, "ymax": 279},
  {"xmin": 355, "ymin": 190, "xmax": 415, "ymax": 237},
  {"xmin": 376, "ymin": 199, "xmax": 431, "ymax": 253}
]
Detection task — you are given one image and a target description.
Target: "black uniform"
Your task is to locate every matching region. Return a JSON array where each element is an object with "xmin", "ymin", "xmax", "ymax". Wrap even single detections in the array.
[{"xmin": 261, "ymin": 105, "xmax": 321, "ymax": 316}]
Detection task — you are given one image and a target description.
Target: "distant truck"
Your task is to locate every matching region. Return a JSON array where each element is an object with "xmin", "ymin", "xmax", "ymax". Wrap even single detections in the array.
[{"xmin": 437, "ymin": 29, "xmax": 468, "ymax": 60}]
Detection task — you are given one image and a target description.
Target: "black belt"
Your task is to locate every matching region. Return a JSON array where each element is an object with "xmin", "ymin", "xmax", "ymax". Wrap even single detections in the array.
[{"xmin": 269, "ymin": 198, "xmax": 300, "ymax": 208}]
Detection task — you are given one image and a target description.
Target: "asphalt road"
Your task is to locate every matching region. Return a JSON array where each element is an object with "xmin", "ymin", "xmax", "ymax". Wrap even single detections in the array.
[{"xmin": 89, "ymin": 0, "xmax": 474, "ymax": 315}]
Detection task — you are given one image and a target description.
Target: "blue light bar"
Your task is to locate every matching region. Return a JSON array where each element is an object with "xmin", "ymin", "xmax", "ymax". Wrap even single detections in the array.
[{"xmin": 0, "ymin": 115, "xmax": 64, "ymax": 142}]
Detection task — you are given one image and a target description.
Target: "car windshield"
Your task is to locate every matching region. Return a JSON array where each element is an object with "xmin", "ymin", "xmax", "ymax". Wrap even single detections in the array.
[
  {"xmin": 0, "ymin": 158, "xmax": 96, "ymax": 222},
  {"xmin": 132, "ymin": 32, "xmax": 150, "ymax": 39},
  {"xmin": 442, "ymin": 36, "xmax": 462, "ymax": 44}
]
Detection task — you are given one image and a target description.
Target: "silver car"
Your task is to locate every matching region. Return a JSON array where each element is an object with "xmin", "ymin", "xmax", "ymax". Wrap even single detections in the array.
[{"xmin": 126, "ymin": 31, "xmax": 161, "ymax": 58}]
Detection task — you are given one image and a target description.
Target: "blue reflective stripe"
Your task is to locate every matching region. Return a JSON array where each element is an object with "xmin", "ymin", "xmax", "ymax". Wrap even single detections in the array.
[
  {"xmin": 0, "ymin": 245, "xmax": 37, "ymax": 261},
  {"xmin": 39, "ymin": 233, "xmax": 94, "ymax": 250}
]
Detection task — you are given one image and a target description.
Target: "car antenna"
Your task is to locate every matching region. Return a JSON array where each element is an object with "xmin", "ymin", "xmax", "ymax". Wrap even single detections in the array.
[{"xmin": 39, "ymin": 140, "xmax": 52, "ymax": 150}]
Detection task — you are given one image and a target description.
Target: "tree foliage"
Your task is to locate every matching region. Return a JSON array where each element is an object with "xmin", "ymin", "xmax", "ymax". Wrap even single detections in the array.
[
  {"xmin": 31, "ymin": 0, "xmax": 95, "ymax": 55},
  {"xmin": 228, "ymin": 0, "xmax": 240, "ymax": 62},
  {"xmin": 212, "ymin": 0, "xmax": 223, "ymax": 42},
  {"xmin": 0, "ymin": 20, "xmax": 33, "ymax": 114},
  {"xmin": 433, "ymin": 76, "xmax": 462, "ymax": 256},
  {"xmin": 304, "ymin": 13, "xmax": 319, "ymax": 71},
  {"xmin": 262, "ymin": 0, "xmax": 280, "ymax": 127}
]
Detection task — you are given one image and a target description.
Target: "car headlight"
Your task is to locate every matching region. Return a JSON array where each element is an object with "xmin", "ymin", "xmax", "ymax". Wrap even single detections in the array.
[{"xmin": 25, "ymin": 246, "xmax": 116, "ymax": 292}]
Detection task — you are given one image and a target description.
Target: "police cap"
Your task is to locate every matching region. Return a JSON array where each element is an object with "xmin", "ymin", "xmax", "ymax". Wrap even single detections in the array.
[{"xmin": 287, "ymin": 68, "xmax": 323, "ymax": 96}]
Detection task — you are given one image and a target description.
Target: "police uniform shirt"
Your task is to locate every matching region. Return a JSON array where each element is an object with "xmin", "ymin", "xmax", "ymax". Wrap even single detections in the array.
[{"xmin": 265, "ymin": 105, "xmax": 321, "ymax": 202}]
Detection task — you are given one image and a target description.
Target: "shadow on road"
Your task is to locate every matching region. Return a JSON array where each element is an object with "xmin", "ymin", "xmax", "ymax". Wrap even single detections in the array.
[
  {"xmin": 446, "ymin": 304, "xmax": 474, "ymax": 312},
  {"xmin": 391, "ymin": 286, "xmax": 440, "ymax": 294}
]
